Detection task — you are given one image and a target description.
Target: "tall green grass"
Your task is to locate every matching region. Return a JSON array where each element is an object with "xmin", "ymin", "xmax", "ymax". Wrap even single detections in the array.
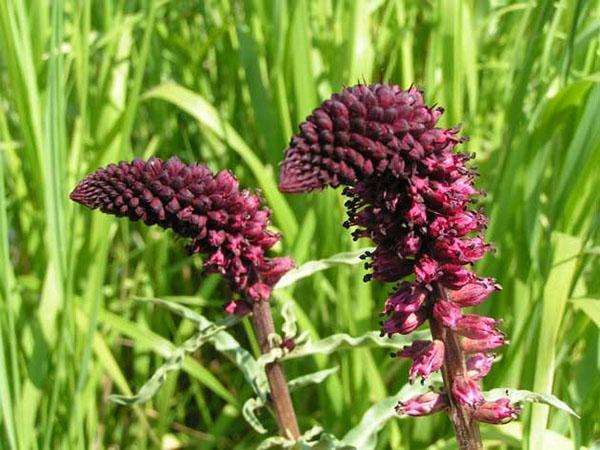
[{"xmin": 0, "ymin": 0, "xmax": 598, "ymax": 448}]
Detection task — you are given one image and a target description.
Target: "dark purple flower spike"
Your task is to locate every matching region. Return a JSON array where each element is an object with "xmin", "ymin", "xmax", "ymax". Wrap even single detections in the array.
[
  {"xmin": 72, "ymin": 156, "xmax": 301, "ymax": 439},
  {"xmin": 71, "ymin": 156, "xmax": 293, "ymax": 311},
  {"xmin": 279, "ymin": 83, "xmax": 519, "ymax": 448}
]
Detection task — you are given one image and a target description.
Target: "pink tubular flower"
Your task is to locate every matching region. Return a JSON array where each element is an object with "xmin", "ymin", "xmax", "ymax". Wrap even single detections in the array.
[
  {"xmin": 433, "ymin": 300, "xmax": 462, "ymax": 329},
  {"xmin": 383, "ymin": 283, "xmax": 428, "ymax": 314},
  {"xmin": 381, "ymin": 310, "xmax": 427, "ymax": 336},
  {"xmin": 71, "ymin": 157, "xmax": 294, "ymax": 308},
  {"xmin": 397, "ymin": 340, "xmax": 445, "ymax": 383},
  {"xmin": 278, "ymin": 83, "xmax": 518, "ymax": 426},
  {"xmin": 462, "ymin": 332, "xmax": 506, "ymax": 353},
  {"xmin": 466, "ymin": 353, "xmax": 495, "ymax": 380},
  {"xmin": 473, "ymin": 398, "xmax": 521, "ymax": 424},
  {"xmin": 395, "ymin": 391, "xmax": 449, "ymax": 417},
  {"xmin": 452, "ymin": 375, "xmax": 484, "ymax": 407},
  {"xmin": 448, "ymin": 278, "xmax": 500, "ymax": 306},
  {"xmin": 456, "ymin": 315, "xmax": 502, "ymax": 339}
]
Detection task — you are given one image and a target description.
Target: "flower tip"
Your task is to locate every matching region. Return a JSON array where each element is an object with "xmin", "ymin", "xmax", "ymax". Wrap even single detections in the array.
[{"xmin": 69, "ymin": 180, "xmax": 98, "ymax": 209}]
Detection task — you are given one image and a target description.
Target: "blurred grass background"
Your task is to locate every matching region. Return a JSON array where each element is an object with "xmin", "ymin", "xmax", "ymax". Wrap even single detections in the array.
[{"xmin": 0, "ymin": 0, "xmax": 599, "ymax": 448}]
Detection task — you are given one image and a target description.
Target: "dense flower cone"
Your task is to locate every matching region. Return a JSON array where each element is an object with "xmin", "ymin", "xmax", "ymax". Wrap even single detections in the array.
[
  {"xmin": 279, "ymin": 84, "xmax": 458, "ymax": 193},
  {"xmin": 71, "ymin": 157, "xmax": 293, "ymax": 309},
  {"xmin": 279, "ymin": 83, "xmax": 519, "ymax": 425}
]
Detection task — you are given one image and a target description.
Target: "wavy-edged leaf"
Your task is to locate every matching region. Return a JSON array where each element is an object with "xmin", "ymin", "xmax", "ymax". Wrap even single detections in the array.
[
  {"xmin": 281, "ymin": 301, "xmax": 298, "ymax": 338},
  {"xmin": 288, "ymin": 367, "xmax": 339, "ymax": 391},
  {"xmin": 275, "ymin": 248, "xmax": 374, "ymax": 289},
  {"xmin": 99, "ymin": 308, "xmax": 237, "ymax": 405},
  {"xmin": 485, "ymin": 388, "xmax": 579, "ymax": 418},
  {"xmin": 242, "ymin": 368, "xmax": 339, "ymax": 433},
  {"xmin": 274, "ymin": 330, "xmax": 430, "ymax": 363},
  {"xmin": 110, "ymin": 314, "xmax": 238, "ymax": 405},
  {"xmin": 341, "ymin": 375, "xmax": 442, "ymax": 450},
  {"xmin": 258, "ymin": 427, "xmax": 355, "ymax": 450},
  {"xmin": 242, "ymin": 397, "xmax": 268, "ymax": 434},
  {"xmin": 135, "ymin": 296, "xmax": 267, "ymax": 396}
]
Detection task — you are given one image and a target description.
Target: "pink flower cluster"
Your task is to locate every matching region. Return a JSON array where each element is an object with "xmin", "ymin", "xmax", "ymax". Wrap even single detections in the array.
[
  {"xmin": 279, "ymin": 83, "xmax": 520, "ymax": 424},
  {"xmin": 71, "ymin": 157, "xmax": 293, "ymax": 312}
]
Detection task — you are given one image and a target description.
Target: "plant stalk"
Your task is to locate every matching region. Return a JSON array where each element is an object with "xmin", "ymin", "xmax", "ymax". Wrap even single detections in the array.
[
  {"xmin": 251, "ymin": 300, "xmax": 301, "ymax": 440},
  {"xmin": 430, "ymin": 283, "xmax": 482, "ymax": 450}
]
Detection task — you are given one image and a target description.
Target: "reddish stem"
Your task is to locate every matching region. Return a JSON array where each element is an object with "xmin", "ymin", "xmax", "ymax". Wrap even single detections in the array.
[
  {"xmin": 251, "ymin": 300, "xmax": 301, "ymax": 440},
  {"xmin": 430, "ymin": 283, "xmax": 482, "ymax": 450}
]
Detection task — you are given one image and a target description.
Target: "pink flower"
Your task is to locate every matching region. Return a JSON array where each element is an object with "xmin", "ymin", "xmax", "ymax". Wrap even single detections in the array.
[
  {"xmin": 462, "ymin": 332, "xmax": 506, "ymax": 353},
  {"xmin": 466, "ymin": 353, "xmax": 495, "ymax": 380},
  {"xmin": 456, "ymin": 315, "xmax": 502, "ymax": 339},
  {"xmin": 414, "ymin": 255, "xmax": 440, "ymax": 283},
  {"xmin": 452, "ymin": 375, "xmax": 483, "ymax": 407},
  {"xmin": 224, "ymin": 300, "xmax": 252, "ymax": 316},
  {"xmin": 381, "ymin": 310, "xmax": 427, "ymax": 336},
  {"xmin": 368, "ymin": 247, "xmax": 414, "ymax": 283},
  {"xmin": 257, "ymin": 257, "xmax": 295, "ymax": 286},
  {"xmin": 395, "ymin": 391, "xmax": 449, "ymax": 417},
  {"xmin": 433, "ymin": 300, "xmax": 462, "ymax": 329},
  {"xmin": 473, "ymin": 398, "xmax": 521, "ymax": 424},
  {"xmin": 383, "ymin": 283, "xmax": 428, "ymax": 314},
  {"xmin": 448, "ymin": 278, "xmax": 500, "ymax": 306},
  {"xmin": 397, "ymin": 340, "xmax": 445, "ymax": 383},
  {"xmin": 438, "ymin": 265, "xmax": 476, "ymax": 289}
]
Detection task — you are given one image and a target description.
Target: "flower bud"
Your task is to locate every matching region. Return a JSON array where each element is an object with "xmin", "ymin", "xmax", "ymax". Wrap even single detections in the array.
[
  {"xmin": 381, "ymin": 310, "xmax": 426, "ymax": 336},
  {"xmin": 439, "ymin": 265, "xmax": 476, "ymax": 289},
  {"xmin": 433, "ymin": 300, "xmax": 462, "ymax": 329},
  {"xmin": 462, "ymin": 332, "xmax": 506, "ymax": 353},
  {"xmin": 452, "ymin": 375, "xmax": 483, "ymax": 407},
  {"xmin": 448, "ymin": 278, "xmax": 500, "ymax": 306},
  {"xmin": 397, "ymin": 339, "xmax": 445, "ymax": 383},
  {"xmin": 383, "ymin": 282, "xmax": 428, "ymax": 314},
  {"xmin": 414, "ymin": 255, "xmax": 439, "ymax": 284},
  {"xmin": 466, "ymin": 353, "xmax": 495, "ymax": 380},
  {"xmin": 456, "ymin": 314, "xmax": 502, "ymax": 339},
  {"xmin": 473, "ymin": 398, "xmax": 521, "ymax": 424},
  {"xmin": 395, "ymin": 391, "xmax": 449, "ymax": 417}
]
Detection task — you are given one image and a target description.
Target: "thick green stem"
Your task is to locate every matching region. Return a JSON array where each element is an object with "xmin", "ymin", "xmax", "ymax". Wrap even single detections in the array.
[
  {"xmin": 251, "ymin": 300, "xmax": 301, "ymax": 440},
  {"xmin": 430, "ymin": 283, "xmax": 482, "ymax": 450}
]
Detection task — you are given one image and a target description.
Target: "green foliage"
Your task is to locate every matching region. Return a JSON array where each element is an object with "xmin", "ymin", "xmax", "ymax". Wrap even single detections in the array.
[{"xmin": 0, "ymin": 0, "xmax": 599, "ymax": 449}]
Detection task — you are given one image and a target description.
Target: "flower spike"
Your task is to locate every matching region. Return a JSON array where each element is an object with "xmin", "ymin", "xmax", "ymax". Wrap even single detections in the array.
[
  {"xmin": 71, "ymin": 156, "xmax": 294, "ymax": 307},
  {"xmin": 279, "ymin": 83, "xmax": 520, "ymax": 446}
]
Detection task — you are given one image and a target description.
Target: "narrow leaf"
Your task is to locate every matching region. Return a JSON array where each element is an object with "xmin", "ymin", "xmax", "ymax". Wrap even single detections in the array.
[
  {"xmin": 485, "ymin": 388, "xmax": 579, "ymax": 418},
  {"xmin": 275, "ymin": 248, "xmax": 374, "ymax": 289}
]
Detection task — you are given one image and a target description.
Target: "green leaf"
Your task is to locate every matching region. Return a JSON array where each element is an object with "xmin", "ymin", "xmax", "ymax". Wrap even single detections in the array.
[
  {"xmin": 275, "ymin": 330, "xmax": 430, "ymax": 363},
  {"xmin": 242, "ymin": 368, "xmax": 338, "ymax": 433},
  {"xmin": 281, "ymin": 301, "xmax": 298, "ymax": 339},
  {"xmin": 341, "ymin": 377, "xmax": 441, "ymax": 450},
  {"xmin": 571, "ymin": 298, "xmax": 600, "ymax": 328},
  {"xmin": 288, "ymin": 367, "xmax": 339, "ymax": 391},
  {"xmin": 110, "ymin": 315, "xmax": 238, "ymax": 405},
  {"xmin": 242, "ymin": 397, "xmax": 268, "ymax": 434},
  {"xmin": 485, "ymin": 388, "xmax": 579, "ymax": 418},
  {"xmin": 530, "ymin": 232, "xmax": 583, "ymax": 448},
  {"xmin": 274, "ymin": 248, "xmax": 374, "ymax": 290},
  {"xmin": 99, "ymin": 308, "xmax": 238, "ymax": 405},
  {"xmin": 135, "ymin": 296, "xmax": 267, "ymax": 397}
]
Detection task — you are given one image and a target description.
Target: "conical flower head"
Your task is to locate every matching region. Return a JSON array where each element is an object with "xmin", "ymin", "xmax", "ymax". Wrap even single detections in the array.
[
  {"xmin": 279, "ymin": 84, "xmax": 457, "ymax": 193},
  {"xmin": 71, "ymin": 156, "xmax": 293, "ymax": 303},
  {"xmin": 279, "ymin": 83, "xmax": 517, "ymax": 426}
]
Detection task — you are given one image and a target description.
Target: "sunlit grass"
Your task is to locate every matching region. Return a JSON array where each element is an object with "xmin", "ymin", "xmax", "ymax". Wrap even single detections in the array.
[{"xmin": 0, "ymin": 0, "xmax": 598, "ymax": 448}]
